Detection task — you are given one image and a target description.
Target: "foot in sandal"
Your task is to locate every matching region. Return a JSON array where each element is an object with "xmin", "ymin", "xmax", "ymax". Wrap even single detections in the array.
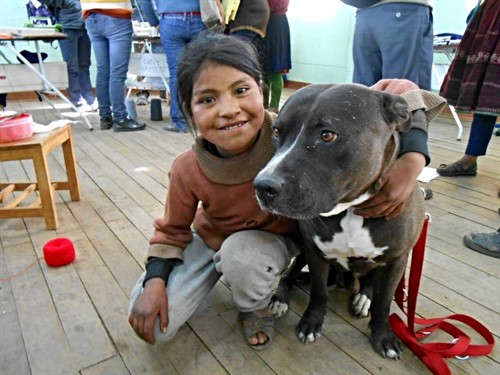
[{"xmin": 241, "ymin": 307, "xmax": 275, "ymax": 350}]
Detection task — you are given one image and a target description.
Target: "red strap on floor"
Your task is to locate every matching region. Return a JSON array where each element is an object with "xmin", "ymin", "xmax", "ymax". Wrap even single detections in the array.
[{"xmin": 389, "ymin": 217, "xmax": 495, "ymax": 375}]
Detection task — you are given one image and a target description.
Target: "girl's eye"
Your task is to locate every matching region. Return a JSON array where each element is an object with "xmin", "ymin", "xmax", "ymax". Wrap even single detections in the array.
[
  {"xmin": 321, "ymin": 130, "xmax": 338, "ymax": 142},
  {"xmin": 200, "ymin": 96, "xmax": 215, "ymax": 105},
  {"xmin": 236, "ymin": 86, "xmax": 249, "ymax": 95}
]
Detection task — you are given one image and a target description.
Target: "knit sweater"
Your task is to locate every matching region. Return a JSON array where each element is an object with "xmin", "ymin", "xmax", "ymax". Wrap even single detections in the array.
[
  {"xmin": 147, "ymin": 111, "xmax": 298, "ymax": 261},
  {"xmin": 81, "ymin": 0, "xmax": 133, "ymax": 19}
]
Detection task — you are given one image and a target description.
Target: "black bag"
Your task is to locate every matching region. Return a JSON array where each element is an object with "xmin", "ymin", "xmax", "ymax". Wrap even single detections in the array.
[{"xmin": 341, "ymin": 0, "xmax": 382, "ymax": 8}]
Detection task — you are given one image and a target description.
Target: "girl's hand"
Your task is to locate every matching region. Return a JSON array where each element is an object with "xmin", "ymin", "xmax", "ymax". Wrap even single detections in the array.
[
  {"xmin": 354, "ymin": 152, "xmax": 425, "ymax": 220},
  {"xmin": 128, "ymin": 278, "xmax": 169, "ymax": 344},
  {"xmin": 371, "ymin": 79, "xmax": 419, "ymax": 95}
]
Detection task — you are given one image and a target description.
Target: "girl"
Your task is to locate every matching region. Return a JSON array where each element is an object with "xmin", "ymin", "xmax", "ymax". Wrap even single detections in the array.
[{"xmin": 128, "ymin": 32, "xmax": 300, "ymax": 351}]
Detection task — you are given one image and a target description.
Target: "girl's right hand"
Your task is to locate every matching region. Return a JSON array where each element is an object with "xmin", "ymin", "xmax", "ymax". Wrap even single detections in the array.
[{"xmin": 128, "ymin": 278, "xmax": 169, "ymax": 345}]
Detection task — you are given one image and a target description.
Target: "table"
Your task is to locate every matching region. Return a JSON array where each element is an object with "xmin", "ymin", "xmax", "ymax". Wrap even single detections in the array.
[
  {"xmin": 0, "ymin": 27, "xmax": 93, "ymax": 130},
  {"xmin": 0, "ymin": 125, "xmax": 80, "ymax": 230}
]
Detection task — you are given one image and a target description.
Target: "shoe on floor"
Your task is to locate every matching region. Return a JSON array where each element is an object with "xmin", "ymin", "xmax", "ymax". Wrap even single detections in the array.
[
  {"xmin": 463, "ymin": 230, "xmax": 500, "ymax": 258},
  {"xmin": 100, "ymin": 117, "xmax": 113, "ymax": 130},
  {"xmin": 113, "ymin": 117, "xmax": 146, "ymax": 132},
  {"xmin": 136, "ymin": 91, "xmax": 150, "ymax": 106},
  {"xmin": 437, "ymin": 161, "xmax": 477, "ymax": 176},
  {"xmin": 163, "ymin": 122, "xmax": 188, "ymax": 133}
]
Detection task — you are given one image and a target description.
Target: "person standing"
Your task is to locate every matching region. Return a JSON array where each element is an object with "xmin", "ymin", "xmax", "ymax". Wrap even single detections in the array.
[
  {"xmin": 41, "ymin": 0, "xmax": 96, "ymax": 112},
  {"xmin": 437, "ymin": 0, "xmax": 499, "ymax": 177},
  {"xmin": 139, "ymin": 0, "xmax": 212, "ymax": 133},
  {"xmin": 262, "ymin": 0, "xmax": 291, "ymax": 113},
  {"xmin": 81, "ymin": 0, "xmax": 146, "ymax": 131},
  {"xmin": 343, "ymin": 0, "xmax": 434, "ymax": 90}
]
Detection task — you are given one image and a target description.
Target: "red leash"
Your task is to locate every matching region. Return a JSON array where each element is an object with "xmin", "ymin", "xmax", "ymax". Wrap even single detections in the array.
[{"xmin": 389, "ymin": 216, "xmax": 495, "ymax": 375}]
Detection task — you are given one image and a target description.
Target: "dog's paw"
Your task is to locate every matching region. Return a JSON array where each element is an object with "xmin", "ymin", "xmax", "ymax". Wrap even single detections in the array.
[
  {"xmin": 352, "ymin": 292, "xmax": 371, "ymax": 317},
  {"xmin": 371, "ymin": 330, "xmax": 403, "ymax": 360},
  {"xmin": 269, "ymin": 299, "xmax": 289, "ymax": 318},
  {"xmin": 296, "ymin": 318, "xmax": 323, "ymax": 344}
]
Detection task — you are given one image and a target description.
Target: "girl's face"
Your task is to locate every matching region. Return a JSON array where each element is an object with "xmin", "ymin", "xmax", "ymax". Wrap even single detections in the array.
[{"xmin": 190, "ymin": 62, "xmax": 265, "ymax": 158}]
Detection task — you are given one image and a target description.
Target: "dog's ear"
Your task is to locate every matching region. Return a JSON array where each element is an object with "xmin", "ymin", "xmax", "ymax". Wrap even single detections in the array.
[{"xmin": 379, "ymin": 92, "xmax": 412, "ymax": 132}]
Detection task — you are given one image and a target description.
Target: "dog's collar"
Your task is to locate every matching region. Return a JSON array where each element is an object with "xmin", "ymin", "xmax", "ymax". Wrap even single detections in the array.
[{"xmin": 319, "ymin": 192, "xmax": 372, "ymax": 217}]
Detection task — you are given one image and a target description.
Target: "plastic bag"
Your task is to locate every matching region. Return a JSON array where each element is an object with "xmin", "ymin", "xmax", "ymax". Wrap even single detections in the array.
[{"xmin": 200, "ymin": 0, "xmax": 223, "ymax": 28}]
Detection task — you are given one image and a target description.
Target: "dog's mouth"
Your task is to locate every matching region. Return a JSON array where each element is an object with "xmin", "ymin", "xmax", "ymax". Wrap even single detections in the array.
[{"xmin": 256, "ymin": 192, "xmax": 332, "ymax": 220}]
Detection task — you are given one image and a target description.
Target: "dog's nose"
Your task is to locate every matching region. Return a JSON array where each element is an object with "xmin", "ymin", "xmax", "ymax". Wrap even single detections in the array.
[{"xmin": 254, "ymin": 176, "xmax": 284, "ymax": 200}]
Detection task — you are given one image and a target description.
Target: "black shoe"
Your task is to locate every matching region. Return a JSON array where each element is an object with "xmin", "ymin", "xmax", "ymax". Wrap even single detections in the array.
[
  {"xmin": 100, "ymin": 117, "xmax": 113, "ymax": 130},
  {"xmin": 113, "ymin": 117, "xmax": 146, "ymax": 132}
]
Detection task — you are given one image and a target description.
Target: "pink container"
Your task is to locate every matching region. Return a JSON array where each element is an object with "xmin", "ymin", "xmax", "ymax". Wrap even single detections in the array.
[{"xmin": 0, "ymin": 113, "xmax": 33, "ymax": 143}]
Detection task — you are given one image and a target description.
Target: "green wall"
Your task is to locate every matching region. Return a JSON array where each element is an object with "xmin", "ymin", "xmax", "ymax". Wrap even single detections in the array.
[{"xmin": 0, "ymin": 0, "xmax": 478, "ymax": 87}]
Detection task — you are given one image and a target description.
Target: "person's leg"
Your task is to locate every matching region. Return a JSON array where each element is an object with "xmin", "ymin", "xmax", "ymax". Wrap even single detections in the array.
[
  {"xmin": 59, "ymin": 28, "xmax": 84, "ymax": 106},
  {"xmin": 104, "ymin": 16, "xmax": 133, "ymax": 122},
  {"xmin": 213, "ymin": 230, "xmax": 297, "ymax": 349},
  {"xmin": 77, "ymin": 28, "xmax": 96, "ymax": 106},
  {"xmin": 85, "ymin": 14, "xmax": 112, "ymax": 120},
  {"xmin": 267, "ymin": 72, "xmax": 283, "ymax": 111},
  {"xmin": 437, "ymin": 113, "xmax": 497, "ymax": 176},
  {"xmin": 352, "ymin": 9, "xmax": 382, "ymax": 86},
  {"xmin": 160, "ymin": 14, "xmax": 205, "ymax": 132},
  {"xmin": 129, "ymin": 234, "xmax": 220, "ymax": 342}
]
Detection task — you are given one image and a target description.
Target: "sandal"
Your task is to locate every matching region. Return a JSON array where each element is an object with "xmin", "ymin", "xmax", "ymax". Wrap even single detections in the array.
[
  {"xmin": 463, "ymin": 230, "xmax": 500, "ymax": 258},
  {"xmin": 437, "ymin": 161, "xmax": 477, "ymax": 176},
  {"xmin": 240, "ymin": 308, "xmax": 275, "ymax": 351}
]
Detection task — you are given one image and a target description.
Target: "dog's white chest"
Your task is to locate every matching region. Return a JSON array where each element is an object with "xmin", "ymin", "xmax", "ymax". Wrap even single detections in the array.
[{"xmin": 313, "ymin": 208, "xmax": 388, "ymax": 269}]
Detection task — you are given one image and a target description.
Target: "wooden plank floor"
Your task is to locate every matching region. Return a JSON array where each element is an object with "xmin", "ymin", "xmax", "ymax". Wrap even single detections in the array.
[{"xmin": 1, "ymin": 90, "xmax": 499, "ymax": 375}]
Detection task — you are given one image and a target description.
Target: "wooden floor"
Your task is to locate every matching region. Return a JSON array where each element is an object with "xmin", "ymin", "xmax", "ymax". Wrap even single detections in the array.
[{"xmin": 1, "ymin": 90, "xmax": 499, "ymax": 375}]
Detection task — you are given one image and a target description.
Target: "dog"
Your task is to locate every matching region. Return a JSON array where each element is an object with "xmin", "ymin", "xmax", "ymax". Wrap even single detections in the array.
[{"xmin": 254, "ymin": 83, "xmax": 425, "ymax": 359}]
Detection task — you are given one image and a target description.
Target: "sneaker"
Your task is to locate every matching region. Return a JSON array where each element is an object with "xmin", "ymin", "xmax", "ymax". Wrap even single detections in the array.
[
  {"xmin": 136, "ymin": 91, "xmax": 150, "ymax": 106},
  {"xmin": 163, "ymin": 121, "xmax": 188, "ymax": 133},
  {"xmin": 113, "ymin": 117, "xmax": 146, "ymax": 132},
  {"xmin": 463, "ymin": 230, "xmax": 500, "ymax": 258},
  {"xmin": 100, "ymin": 117, "xmax": 113, "ymax": 130}
]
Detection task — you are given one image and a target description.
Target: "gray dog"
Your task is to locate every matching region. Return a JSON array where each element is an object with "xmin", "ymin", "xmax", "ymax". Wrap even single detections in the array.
[{"xmin": 254, "ymin": 83, "xmax": 425, "ymax": 359}]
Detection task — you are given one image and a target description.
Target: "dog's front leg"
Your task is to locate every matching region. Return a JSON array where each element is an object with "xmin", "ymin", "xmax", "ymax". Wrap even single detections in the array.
[
  {"xmin": 297, "ymin": 246, "xmax": 330, "ymax": 344},
  {"xmin": 369, "ymin": 254, "xmax": 408, "ymax": 359}
]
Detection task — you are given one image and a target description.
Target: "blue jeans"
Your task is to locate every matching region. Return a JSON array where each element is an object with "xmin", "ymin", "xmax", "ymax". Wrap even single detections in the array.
[
  {"xmin": 352, "ymin": 4, "xmax": 434, "ymax": 90},
  {"xmin": 85, "ymin": 13, "xmax": 133, "ymax": 120},
  {"xmin": 59, "ymin": 28, "xmax": 95, "ymax": 106},
  {"xmin": 160, "ymin": 13, "xmax": 206, "ymax": 130}
]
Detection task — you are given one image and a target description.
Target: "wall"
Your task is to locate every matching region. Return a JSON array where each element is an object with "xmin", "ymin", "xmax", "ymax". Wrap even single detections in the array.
[{"xmin": 0, "ymin": 0, "xmax": 479, "ymax": 87}]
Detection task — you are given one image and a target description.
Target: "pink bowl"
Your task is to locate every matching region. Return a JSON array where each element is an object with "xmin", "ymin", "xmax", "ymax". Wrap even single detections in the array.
[{"xmin": 0, "ymin": 113, "xmax": 33, "ymax": 143}]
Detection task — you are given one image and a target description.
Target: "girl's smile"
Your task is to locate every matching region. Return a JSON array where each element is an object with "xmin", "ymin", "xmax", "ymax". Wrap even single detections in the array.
[{"xmin": 190, "ymin": 62, "xmax": 265, "ymax": 158}]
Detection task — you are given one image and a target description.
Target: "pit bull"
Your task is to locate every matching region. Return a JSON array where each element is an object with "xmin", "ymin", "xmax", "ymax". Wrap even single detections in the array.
[{"xmin": 254, "ymin": 83, "xmax": 425, "ymax": 359}]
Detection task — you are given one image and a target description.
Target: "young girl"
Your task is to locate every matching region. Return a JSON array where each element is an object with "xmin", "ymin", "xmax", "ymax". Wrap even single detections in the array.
[{"xmin": 128, "ymin": 32, "xmax": 300, "ymax": 351}]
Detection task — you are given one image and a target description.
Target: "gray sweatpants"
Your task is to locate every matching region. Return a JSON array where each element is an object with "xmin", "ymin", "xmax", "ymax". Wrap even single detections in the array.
[{"xmin": 129, "ymin": 230, "xmax": 297, "ymax": 343}]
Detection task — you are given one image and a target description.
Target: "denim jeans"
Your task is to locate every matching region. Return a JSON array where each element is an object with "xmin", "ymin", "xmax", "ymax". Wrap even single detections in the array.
[
  {"xmin": 59, "ymin": 28, "xmax": 95, "ymax": 106},
  {"xmin": 85, "ymin": 13, "xmax": 133, "ymax": 120},
  {"xmin": 352, "ymin": 3, "xmax": 434, "ymax": 90},
  {"xmin": 160, "ymin": 13, "xmax": 206, "ymax": 130}
]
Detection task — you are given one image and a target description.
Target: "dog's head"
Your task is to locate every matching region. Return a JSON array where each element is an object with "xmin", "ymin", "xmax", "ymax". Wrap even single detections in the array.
[{"xmin": 254, "ymin": 83, "xmax": 411, "ymax": 219}]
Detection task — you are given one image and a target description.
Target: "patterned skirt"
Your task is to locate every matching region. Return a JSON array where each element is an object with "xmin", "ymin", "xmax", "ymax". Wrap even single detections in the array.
[{"xmin": 439, "ymin": 0, "xmax": 500, "ymax": 116}]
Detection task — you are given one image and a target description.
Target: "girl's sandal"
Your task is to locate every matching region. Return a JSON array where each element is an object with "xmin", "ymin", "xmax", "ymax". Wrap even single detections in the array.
[
  {"xmin": 240, "ymin": 308, "xmax": 275, "ymax": 351},
  {"xmin": 437, "ymin": 161, "xmax": 477, "ymax": 176}
]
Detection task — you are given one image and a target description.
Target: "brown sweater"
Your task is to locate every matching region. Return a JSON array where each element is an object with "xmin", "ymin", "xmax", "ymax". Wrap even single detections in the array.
[{"xmin": 147, "ymin": 111, "xmax": 298, "ymax": 261}]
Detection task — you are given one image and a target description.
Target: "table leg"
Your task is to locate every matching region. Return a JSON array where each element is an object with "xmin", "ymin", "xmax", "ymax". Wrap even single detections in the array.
[{"xmin": 33, "ymin": 150, "xmax": 58, "ymax": 230}]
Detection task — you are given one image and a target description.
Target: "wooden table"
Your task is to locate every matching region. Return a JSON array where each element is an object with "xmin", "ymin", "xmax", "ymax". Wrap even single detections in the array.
[{"xmin": 0, "ymin": 125, "xmax": 80, "ymax": 229}]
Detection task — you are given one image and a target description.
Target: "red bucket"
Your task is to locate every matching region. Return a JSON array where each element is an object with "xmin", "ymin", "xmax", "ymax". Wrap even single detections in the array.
[{"xmin": 0, "ymin": 113, "xmax": 33, "ymax": 143}]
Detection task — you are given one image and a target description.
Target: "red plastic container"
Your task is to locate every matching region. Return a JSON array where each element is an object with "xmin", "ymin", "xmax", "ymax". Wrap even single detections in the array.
[{"xmin": 0, "ymin": 113, "xmax": 33, "ymax": 143}]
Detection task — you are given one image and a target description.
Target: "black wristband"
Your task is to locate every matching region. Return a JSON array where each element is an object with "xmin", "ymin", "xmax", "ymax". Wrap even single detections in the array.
[{"xmin": 143, "ymin": 257, "xmax": 181, "ymax": 287}]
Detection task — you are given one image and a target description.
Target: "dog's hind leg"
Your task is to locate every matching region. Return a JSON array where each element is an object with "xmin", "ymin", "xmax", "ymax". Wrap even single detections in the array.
[
  {"xmin": 352, "ymin": 273, "xmax": 372, "ymax": 318},
  {"xmin": 269, "ymin": 252, "xmax": 306, "ymax": 318}
]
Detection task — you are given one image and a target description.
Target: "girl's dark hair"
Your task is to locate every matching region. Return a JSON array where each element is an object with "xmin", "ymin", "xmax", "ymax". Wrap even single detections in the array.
[{"xmin": 177, "ymin": 31, "xmax": 263, "ymax": 121}]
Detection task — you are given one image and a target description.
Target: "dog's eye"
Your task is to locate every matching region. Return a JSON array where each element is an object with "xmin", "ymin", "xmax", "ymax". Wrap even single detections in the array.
[
  {"xmin": 321, "ymin": 130, "xmax": 338, "ymax": 143},
  {"xmin": 272, "ymin": 127, "xmax": 280, "ymax": 138}
]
